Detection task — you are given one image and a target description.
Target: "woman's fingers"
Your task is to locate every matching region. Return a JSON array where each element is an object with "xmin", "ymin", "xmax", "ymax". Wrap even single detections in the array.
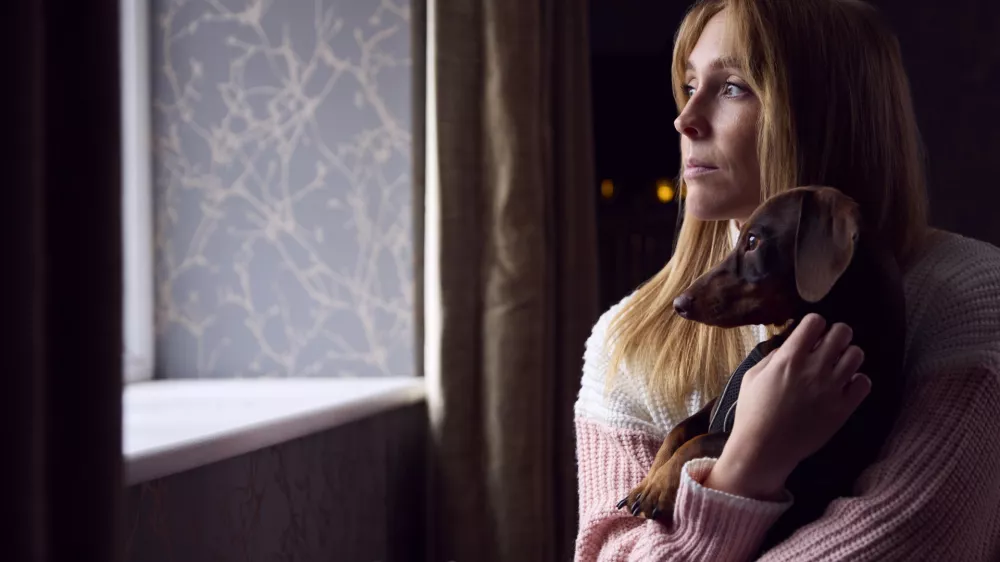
[
  {"xmin": 817, "ymin": 323, "xmax": 855, "ymax": 367},
  {"xmin": 842, "ymin": 372, "xmax": 872, "ymax": 410},
  {"xmin": 781, "ymin": 314, "xmax": 828, "ymax": 360},
  {"xmin": 832, "ymin": 345, "xmax": 865, "ymax": 383},
  {"xmin": 782, "ymin": 316, "xmax": 859, "ymax": 382}
]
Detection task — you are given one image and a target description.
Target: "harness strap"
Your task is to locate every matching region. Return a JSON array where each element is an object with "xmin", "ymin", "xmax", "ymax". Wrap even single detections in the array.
[{"xmin": 708, "ymin": 341, "xmax": 769, "ymax": 434}]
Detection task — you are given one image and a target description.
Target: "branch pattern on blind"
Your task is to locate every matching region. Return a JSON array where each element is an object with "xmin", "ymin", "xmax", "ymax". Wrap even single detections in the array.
[{"xmin": 152, "ymin": 0, "xmax": 412, "ymax": 378}]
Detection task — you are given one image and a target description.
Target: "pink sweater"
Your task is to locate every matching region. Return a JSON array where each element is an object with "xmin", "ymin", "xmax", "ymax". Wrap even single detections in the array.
[{"xmin": 574, "ymin": 231, "xmax": 1000, "ymax": 561}]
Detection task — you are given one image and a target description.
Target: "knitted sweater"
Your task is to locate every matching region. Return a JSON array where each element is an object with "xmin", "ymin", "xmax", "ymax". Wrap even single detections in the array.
[{"xmin": 574, "ymin": 230, "xmax": 1000, "ymax": 561}]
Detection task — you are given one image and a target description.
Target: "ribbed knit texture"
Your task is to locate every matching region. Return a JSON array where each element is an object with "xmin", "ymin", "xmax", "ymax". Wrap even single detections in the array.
[{"xmin": 574, "ymin": 231, "xmax": 1000, "ymax": 561}]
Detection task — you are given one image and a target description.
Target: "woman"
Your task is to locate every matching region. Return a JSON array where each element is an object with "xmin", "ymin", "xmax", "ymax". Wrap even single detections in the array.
[{"xmin": 574, "ymin": 0, "xmax": 1000, "ymax": 560}]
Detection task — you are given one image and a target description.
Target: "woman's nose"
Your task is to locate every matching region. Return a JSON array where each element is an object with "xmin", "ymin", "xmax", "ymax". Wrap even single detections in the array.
[{"xmin": 674, "ymin": 110, "xmax": 706, "ymax": 139}]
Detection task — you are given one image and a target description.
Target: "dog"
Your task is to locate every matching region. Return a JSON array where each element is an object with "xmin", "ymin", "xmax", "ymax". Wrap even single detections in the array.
[{"xmin": 617, "ymin": 186, "xmax": 907, "ymax": 551}]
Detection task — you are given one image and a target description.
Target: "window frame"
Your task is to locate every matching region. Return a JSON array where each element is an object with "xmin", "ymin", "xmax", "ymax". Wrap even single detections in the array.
[{"xmin": 120, "ymin": 0, "xmax": 155, "ymax": 384}]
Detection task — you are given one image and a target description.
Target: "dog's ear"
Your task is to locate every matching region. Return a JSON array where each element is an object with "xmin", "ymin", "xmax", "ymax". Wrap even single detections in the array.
[{"xmin": 794, "ymin": 187, "xmax": 861, "ymax": 303}]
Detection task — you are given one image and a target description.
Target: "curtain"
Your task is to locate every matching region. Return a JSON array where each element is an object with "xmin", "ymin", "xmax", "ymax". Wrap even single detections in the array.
[
  {"xmin": 422, "ymin": 0, "xmax": 599, "ymax": 560},
  {"xmin": 2, "ymin": 1, "xmax": 123, "ymax": 560}
]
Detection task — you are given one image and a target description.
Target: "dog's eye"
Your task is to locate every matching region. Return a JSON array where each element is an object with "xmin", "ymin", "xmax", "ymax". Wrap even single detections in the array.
[{"xmin": 745, "ymin": 234, "xmax": 759, "ymax": 252}]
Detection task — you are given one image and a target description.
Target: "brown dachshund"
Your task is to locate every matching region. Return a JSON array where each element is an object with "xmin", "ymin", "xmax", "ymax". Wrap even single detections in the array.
[{"xmin": 618, "ymin": 186, "xmax": 906, "ymax": 552}]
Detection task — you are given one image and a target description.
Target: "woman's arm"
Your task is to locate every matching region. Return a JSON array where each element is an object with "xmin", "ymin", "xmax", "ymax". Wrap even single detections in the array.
[
  {"xmin": 574, "ymin": 417, "xmax": 792, "ymax": 561},
  {"xmin": 754, "ymin": 367, "xmax": 1000, "ymax": 561}
]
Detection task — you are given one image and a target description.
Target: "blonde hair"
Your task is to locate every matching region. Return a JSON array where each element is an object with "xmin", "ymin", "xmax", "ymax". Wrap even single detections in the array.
[{"xmin": 607, "ymin": 0, "xmax": 928, "ymax": 414}]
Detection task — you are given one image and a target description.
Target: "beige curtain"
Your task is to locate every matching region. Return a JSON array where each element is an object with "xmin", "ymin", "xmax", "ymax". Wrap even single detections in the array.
[{"xmin": 422, "ymin": 0, "xmax": 599, "ymax": 560}]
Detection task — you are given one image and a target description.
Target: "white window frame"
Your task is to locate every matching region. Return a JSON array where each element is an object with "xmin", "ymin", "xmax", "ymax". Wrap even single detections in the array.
[{"xmin": 120, "ymin": 0, "xmax": 155, "ymax": 383}]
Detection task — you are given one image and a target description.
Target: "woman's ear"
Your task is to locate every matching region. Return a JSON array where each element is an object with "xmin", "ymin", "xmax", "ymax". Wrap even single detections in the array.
[{"xmin": 793, "ymin": 187, "xmax": 861, "ymax": 303}]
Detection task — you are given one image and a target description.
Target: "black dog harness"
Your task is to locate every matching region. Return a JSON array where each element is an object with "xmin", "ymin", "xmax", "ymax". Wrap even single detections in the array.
[{"xmin": 707, "ymin": 341, "xmax": 770, "ymax": 434}]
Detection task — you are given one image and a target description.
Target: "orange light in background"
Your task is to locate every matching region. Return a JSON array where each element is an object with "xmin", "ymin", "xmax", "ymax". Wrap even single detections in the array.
[
  {"xmin": 656, "ymin": 179, "xmax": 675, "ymax": 203},
  {"xmin": 600, "ymin": 179, "xmax": 615, "ymax": 199}
]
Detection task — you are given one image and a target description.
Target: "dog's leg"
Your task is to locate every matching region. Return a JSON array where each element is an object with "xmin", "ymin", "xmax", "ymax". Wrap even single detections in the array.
[
  {"xmin": 627, "ymin": 431, "xmax": 730, "ymax": 523},
  {"xmin": 618, "ymin": 396, "xmax": 718, "ymax": 515}
]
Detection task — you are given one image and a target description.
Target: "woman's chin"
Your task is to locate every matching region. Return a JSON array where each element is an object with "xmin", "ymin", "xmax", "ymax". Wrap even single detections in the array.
[
  {"xmin": 682, "ymin": 198, "xmax": 736, "ymax": 222},
  {"xmin": 682, "ymin": 189, "xmax": 757, "ymax": 223}
]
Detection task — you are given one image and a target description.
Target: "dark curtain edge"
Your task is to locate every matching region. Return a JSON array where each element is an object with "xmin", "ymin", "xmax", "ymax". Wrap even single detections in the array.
[
  {"xmin": 4, "ymin": 0, "xmax": 125, "ymax": 559},
  {"xmin": 412, "ymin": 0, "xmax": 427, "ymax": 381},
  {"xmin": 46, "ymin": 0, "xmax": 124, "ymax": 560},
  {"xmin": 549, "ymin": 0, "xmax": 600, "ymax": 558}
]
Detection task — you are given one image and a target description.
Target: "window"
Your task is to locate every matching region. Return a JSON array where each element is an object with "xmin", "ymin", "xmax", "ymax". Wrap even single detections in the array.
[
  {"xmin": 121, "ymin": 0, "xmax": 422, "ymax": 484},
  {"xmin": 119, "ymin": 0, "xmax": 413, "ymax": 382}
]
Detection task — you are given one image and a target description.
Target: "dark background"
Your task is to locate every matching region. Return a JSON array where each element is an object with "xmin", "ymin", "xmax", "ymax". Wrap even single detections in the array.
[{"xmin": 589, "ymin": 0, "xmax": 1000, "ymax": 311}]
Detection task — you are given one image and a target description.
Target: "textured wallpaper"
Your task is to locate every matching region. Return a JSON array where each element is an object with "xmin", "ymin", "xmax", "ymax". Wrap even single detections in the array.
[{"xmin": 152, "ymin": 0, "xmax": 413, "ymax": 379}]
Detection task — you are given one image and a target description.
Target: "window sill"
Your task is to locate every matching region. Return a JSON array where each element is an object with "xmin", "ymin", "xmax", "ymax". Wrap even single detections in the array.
[{"xmin": 123, "ymin": 377, "xmax": 426, "ymax": 486}]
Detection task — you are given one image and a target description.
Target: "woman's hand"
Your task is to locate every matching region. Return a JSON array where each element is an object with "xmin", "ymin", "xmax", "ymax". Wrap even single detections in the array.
[{"xmin": 704, "ymin": 313, "xmax": 871, "ymax": 501}]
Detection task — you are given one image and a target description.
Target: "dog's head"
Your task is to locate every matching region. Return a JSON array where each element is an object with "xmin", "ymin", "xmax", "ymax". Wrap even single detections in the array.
[{"xmin": 673, "ymin": 186, "xmax": 861, "ymax": 328}]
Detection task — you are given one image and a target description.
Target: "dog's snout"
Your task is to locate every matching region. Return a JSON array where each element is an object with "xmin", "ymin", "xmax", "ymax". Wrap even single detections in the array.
[{"xmin": 673, "ymin": 294, "xmax": 694, "ymax": 318}]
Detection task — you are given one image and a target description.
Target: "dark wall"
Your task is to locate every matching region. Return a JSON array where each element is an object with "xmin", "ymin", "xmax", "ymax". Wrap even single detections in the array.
[
  {"xmin": 880, "ymin": 0, "xmax": 1000, "ymax": 245},
  {"xmin": 590, "ymin": 0, "xmax": 1000, "ymax": 312},
  {"xmin": 590, "ymin": 54, "xmax": 679, "ymax": 308},
  {"xmin": 125, "ymin": 405, "xmax": 426, "ymax": 562}
]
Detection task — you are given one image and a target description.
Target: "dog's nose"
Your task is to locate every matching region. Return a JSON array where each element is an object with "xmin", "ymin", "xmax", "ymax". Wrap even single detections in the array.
[{"xmin": 673, "ymin": 294, "xmax": 694, "ymax": 318}]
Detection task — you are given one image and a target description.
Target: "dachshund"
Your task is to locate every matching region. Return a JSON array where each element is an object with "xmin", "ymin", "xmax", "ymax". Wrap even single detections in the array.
[{"xmin": 618, "ymin": 186, "xmax": 907, "ymax": 552}]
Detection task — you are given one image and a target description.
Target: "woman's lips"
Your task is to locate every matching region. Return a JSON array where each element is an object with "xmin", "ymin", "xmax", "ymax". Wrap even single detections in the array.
[{"xmin": 684, "ymin": 164, "xmax": 719, "ymax": 178}]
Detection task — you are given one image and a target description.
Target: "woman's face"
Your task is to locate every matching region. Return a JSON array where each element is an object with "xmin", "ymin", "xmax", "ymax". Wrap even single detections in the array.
[{"xmin": 675, "ymin": 11, "xmax": 761, "ymax": 224}]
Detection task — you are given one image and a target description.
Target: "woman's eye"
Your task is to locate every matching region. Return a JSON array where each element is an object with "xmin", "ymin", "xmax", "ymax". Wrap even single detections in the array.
[
  {"xmin": 745, "ymin": 234, "xmax": 759, "ymax": 251},
  {"xmin": 683, "ymin": 81, "xmax": 748, "ymax": 99},
  {"xmin": 723, "ymin": 82, "xmax": 748, "ymax": 97}
]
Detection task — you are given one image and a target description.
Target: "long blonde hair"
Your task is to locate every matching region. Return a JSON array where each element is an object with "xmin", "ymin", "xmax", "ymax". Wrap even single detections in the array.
[{"xmin": 607, "ymin": 0, "xmax": 929, "ymax": 413}]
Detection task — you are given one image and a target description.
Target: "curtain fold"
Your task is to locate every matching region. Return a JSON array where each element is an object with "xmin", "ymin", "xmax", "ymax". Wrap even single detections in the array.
[
  {"xmin": 424, "ymin": 0, "xmax": 599, "ymax": 559},
  {"xmin": 2, "ymin": 0, "xmax": 123, "ymax": 560}
]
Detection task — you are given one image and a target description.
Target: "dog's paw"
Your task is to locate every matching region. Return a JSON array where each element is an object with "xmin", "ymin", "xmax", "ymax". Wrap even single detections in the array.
[{"xmin": 615, "ymin": 463, "xmax": 681, "ymax": 523}]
